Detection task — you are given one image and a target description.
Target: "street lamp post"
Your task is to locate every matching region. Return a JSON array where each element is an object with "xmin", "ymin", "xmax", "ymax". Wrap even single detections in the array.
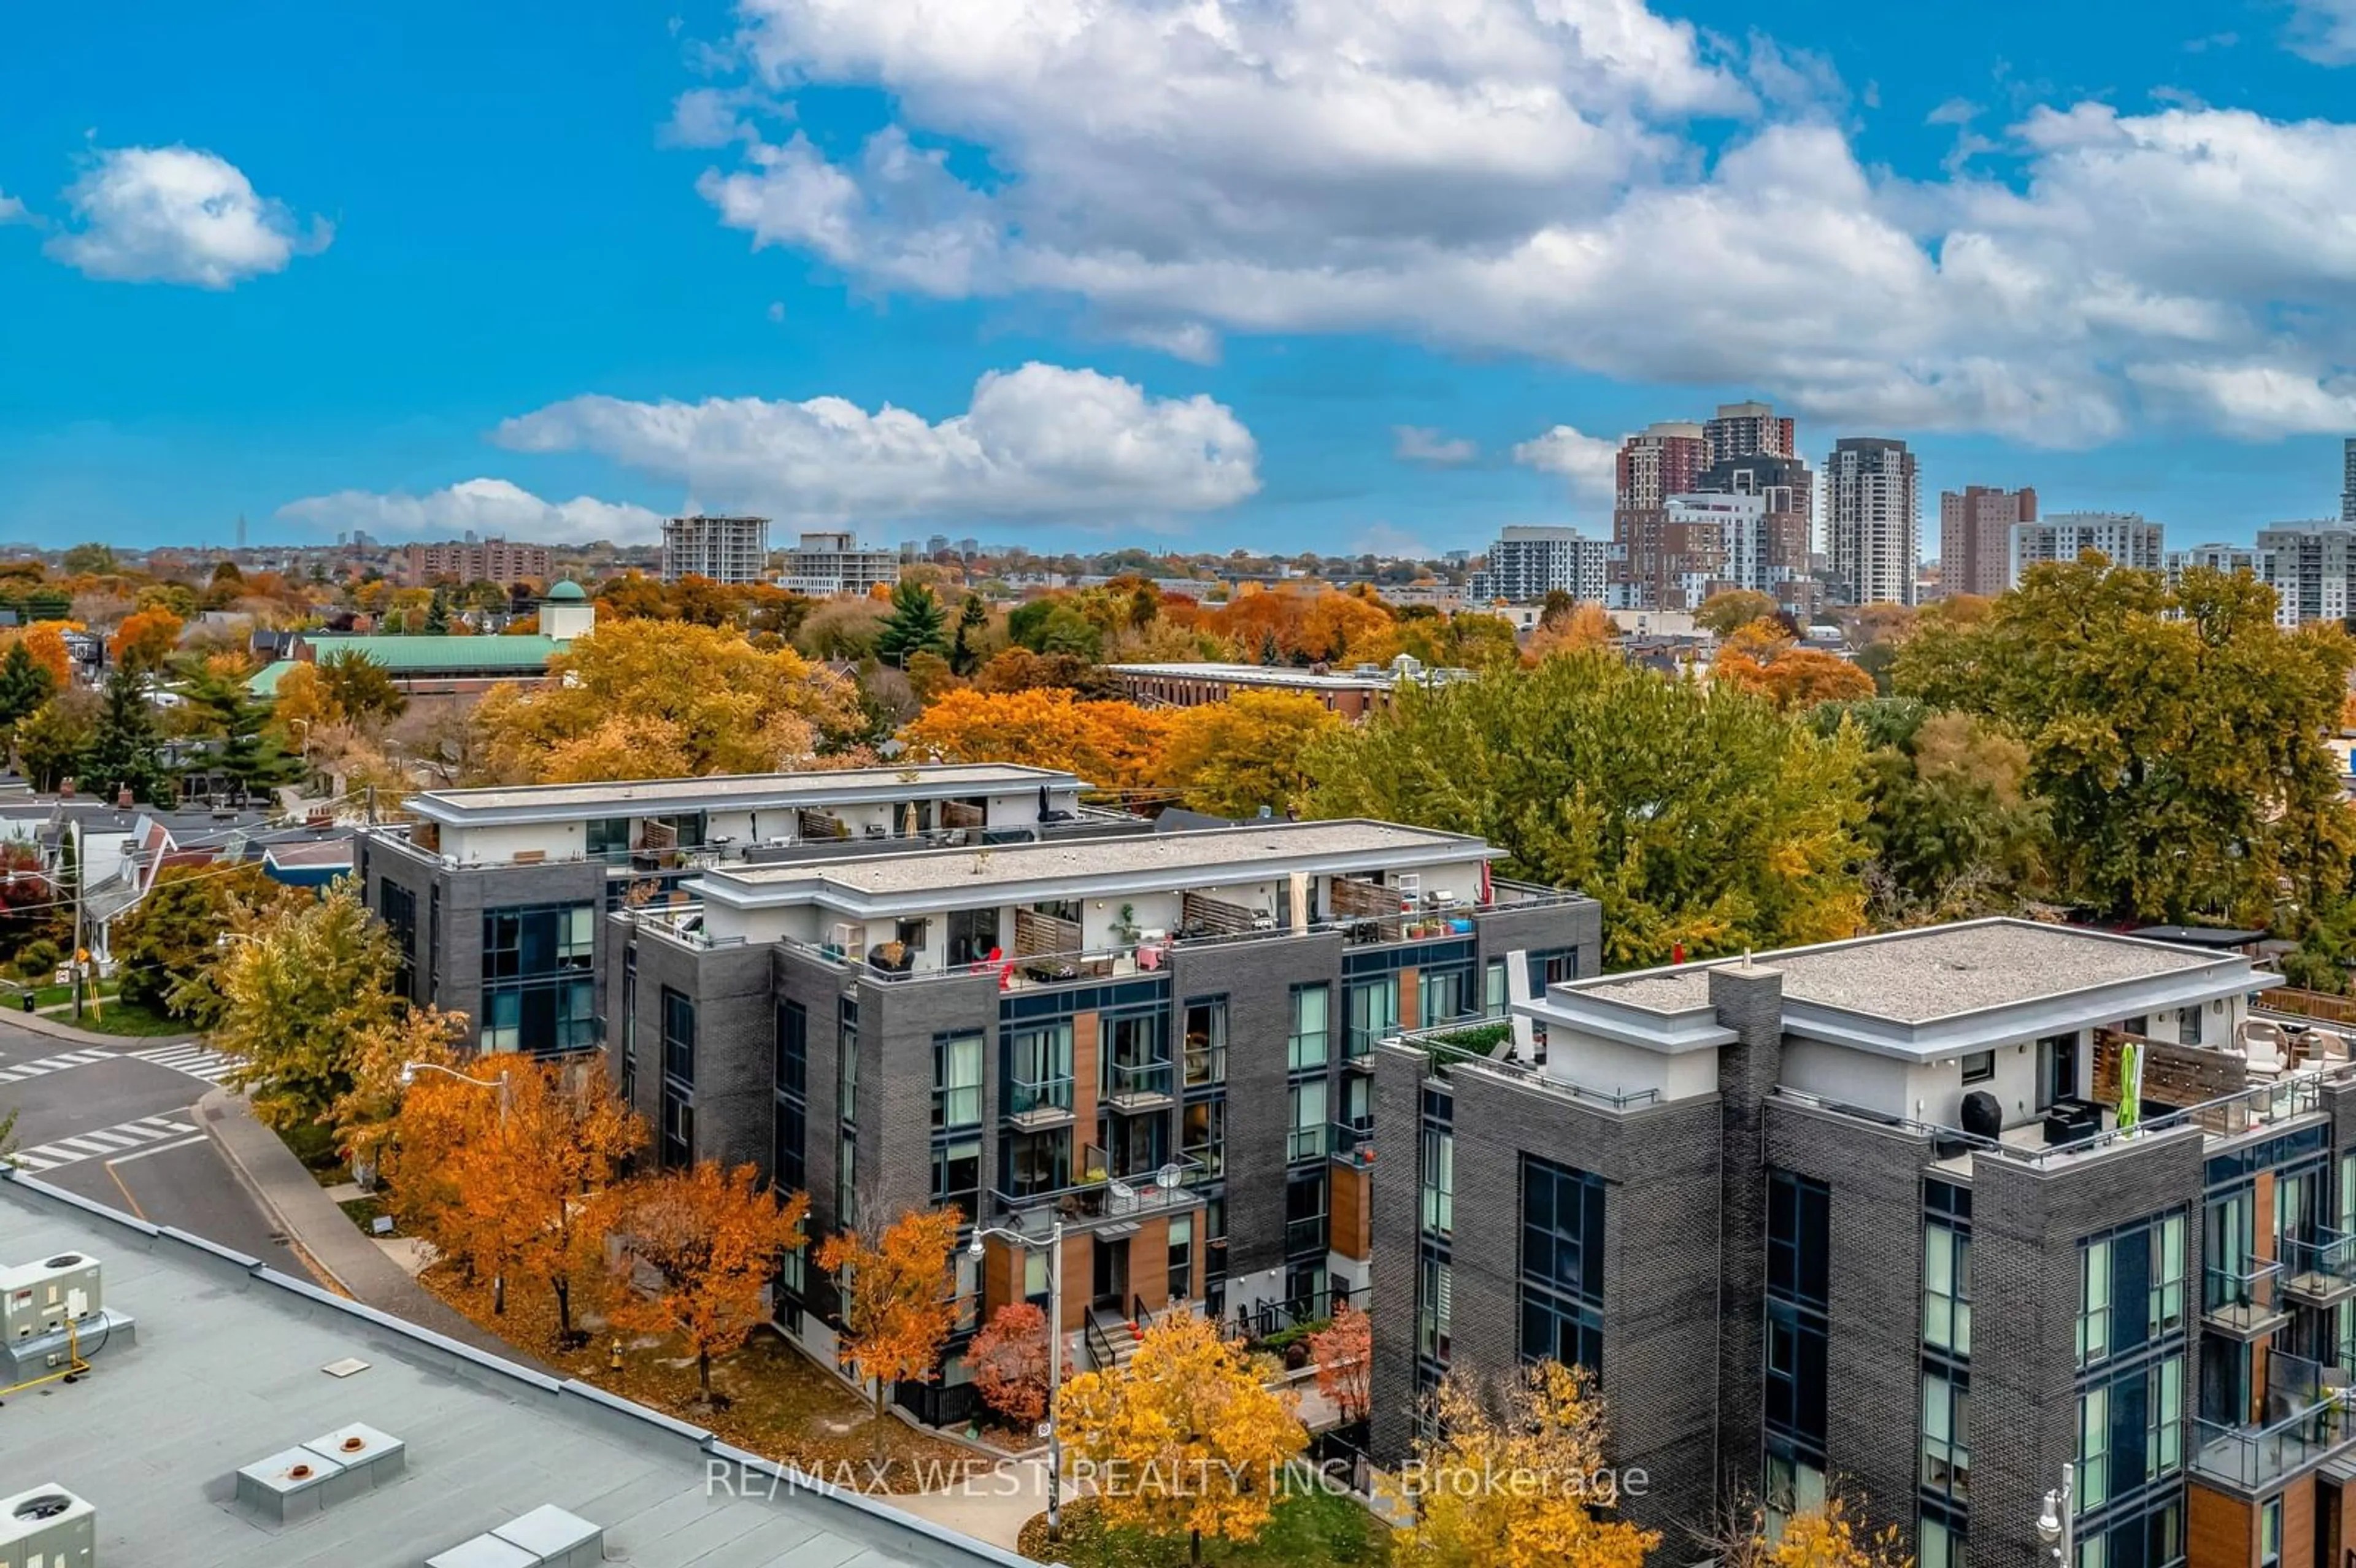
[
  {"xmin": 969, "ymin": 1218, "xmax": 1066, "ymax": 1542},
  {"xmin": 399, "ymin": 1059, "xmax": 515, "ymax": 1309},
  {"xmin": 2036, "ymin": 1461, "xmax": 2076, "ymax": 1568}
]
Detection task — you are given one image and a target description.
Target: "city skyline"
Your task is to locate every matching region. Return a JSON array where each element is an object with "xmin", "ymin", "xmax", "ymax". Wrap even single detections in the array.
[{"xmin": 10, "ymin": 1, "xmax": 2356, "ymax": 558}]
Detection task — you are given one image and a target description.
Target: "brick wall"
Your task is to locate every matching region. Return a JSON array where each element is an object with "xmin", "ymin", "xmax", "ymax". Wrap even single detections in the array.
[{"xmin": 1709, "ymin": 963, "xmax": 1785, "ymax": 1489}]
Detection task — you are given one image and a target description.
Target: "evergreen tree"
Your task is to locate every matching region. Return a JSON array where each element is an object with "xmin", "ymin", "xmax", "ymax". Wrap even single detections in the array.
[
  {"xmin": 84, "ymin": 663, "xmax": 167, "ymax": 804},
  {"xmin": 0, "ymin": 640, "xmax": 56, "ymax": 733},
  {"xmin": 949, "ymin": 593, "xmax": 987, "ymax": 676},
  {"xmin": 875, "ymin": 582, "xmax": 949, "ymax": 667},
  {"xmin": 425, "ymin": 588, "xmax": 452, "ymax": 635},
  {"xmin": 187, "ymin": 666, "xmax": 304, "ymax": 803}
]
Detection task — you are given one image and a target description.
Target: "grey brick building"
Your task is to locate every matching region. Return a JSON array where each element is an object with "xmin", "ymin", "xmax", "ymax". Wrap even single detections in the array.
[
  {"xmin": 606, "ymin": 815, "xmax": 1597, "ymax": 1425},
  {"xmin": 1371, "ymin": 920, "xmax": 2356, "ymax": 1568},
  {"xmin": 356, "ymin": 763, "xmax": 1099, "ymax": 1053}
]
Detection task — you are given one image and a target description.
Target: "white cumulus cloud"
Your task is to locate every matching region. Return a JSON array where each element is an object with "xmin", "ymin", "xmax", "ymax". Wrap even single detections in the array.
[
  {"xmin": 493, "ymin": 363, "xmax": 1260, "ymax": 521},
  {"xmin": 679, "ymin": 0, "xmax": 2356, "ymax": 444},
  {"xmin": 2289, "ymin": 0, "xmax": 2356, "ymax": 63},
  {"xmin": 1512, "ymin": 425, "xmax": 1620, "ymax": 503},
  {"xmin": 45, "ymin": 145, "xmax": 328, "ymax": 288},
  {"xmin": 0, "ymin": 191, "xmax": 29, "ymax": 226},
  {"xmin": 1393, "ymin": 426, "xmax": 1479, "ymax": 467},
  {"xmin": 276, "ymin": 478, "xmax": 662, "ymax": 544}
]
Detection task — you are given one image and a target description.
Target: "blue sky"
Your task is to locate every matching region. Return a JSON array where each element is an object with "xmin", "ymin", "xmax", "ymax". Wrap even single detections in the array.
[{"xmin": 6, "ymin": 0, "xmax": 2356, "ymax": 558}]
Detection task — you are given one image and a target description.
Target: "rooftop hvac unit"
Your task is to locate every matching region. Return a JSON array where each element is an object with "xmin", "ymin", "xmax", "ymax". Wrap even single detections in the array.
[
  {"xmin": 0, "ymin": 1483, "xmax": 96, "ymax": 1568},
  {"xmin": 1, "ymin": 1253, "xmax": 102, "ymax": 1342},
  {"xmin": 428, "ymin": 1505, "xmax": 605, "ymax": 1568}
]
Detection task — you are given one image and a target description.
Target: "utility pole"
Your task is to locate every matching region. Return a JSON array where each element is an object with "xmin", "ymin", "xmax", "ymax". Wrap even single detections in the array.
[{"xmin": 64, "ymin": 821, "xmax": 83, "ymax": 1023}]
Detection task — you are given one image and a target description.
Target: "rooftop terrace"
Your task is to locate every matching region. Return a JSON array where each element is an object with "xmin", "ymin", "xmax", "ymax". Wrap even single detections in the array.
[{"xmin": 411, "ymin": 764, "xmax": 1088, "ymax": 824}]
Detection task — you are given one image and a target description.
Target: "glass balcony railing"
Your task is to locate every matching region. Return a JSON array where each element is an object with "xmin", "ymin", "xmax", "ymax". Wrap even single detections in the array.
[
  {"xmin": 1104, "ymin": 1059, "xmax": 1174, "ymax": 1106},
  {"xmin": 1285, "ymin": 1213, "xmax": 1330, "ymax": 1256},
  {"xmin": 2204, "ymin": 1259, "xmax": 2287, "ymax": 1328},
  {"xmin": 1331, "ymin": 1119, "xmax": 1376, "ymax": 1167},
  {"xmin": 2283, "ymin": 1230, "xmax": 2356, "ymax": 1291},
  {"xmin": 987, "ymin": 1149, "xmax": 1209, "ymax": 1239},
  {"xmin": 2193, "ymin": 1350, "xmax": 2356, "ymax": 1489},
  {"xmin": 1006, "ymin": 1072, "xmax": 1075, "ymax": 1121}
]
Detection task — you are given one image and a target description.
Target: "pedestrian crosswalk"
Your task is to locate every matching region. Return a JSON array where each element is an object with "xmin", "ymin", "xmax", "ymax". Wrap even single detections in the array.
[
  {"xmin": 4, "ymin": 1115, "xmax": 200, "ymax": 1174},
  {"xmin": 129, "ymin": 1042, "xmax": 240, "ymax": 1085},
  {"xmin": 0, "ymin": 1048, "xmax": 117, "ymax": 1085}
]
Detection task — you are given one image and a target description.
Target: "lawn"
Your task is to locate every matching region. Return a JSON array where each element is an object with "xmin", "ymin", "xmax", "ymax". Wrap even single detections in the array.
[
  {"xmin": 419, "ymin": 1261, "xmax": 987, "ymax": 1492},
  {"xmin": 53, "ymin": 999, "xmax": 189, "ymax": 1037},
  {"xmin": 1017, "ymin": 1491, "xmax": 1392, "ymax": 1566}
]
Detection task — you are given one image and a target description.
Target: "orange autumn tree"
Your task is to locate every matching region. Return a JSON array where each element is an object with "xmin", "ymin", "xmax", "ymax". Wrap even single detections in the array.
[
  {"xmin": 901, "ymin": 687, "xmax": 1179, "ymax": 791},
  {"xmin": 109, "ymin": 607, "xmax": 184, "ymax": 672},
  {"xmin": 1162, "ymin": 688, "xmax": 1341, "ymax": 818},
  {"xmin": 1309, "ymin": 1302, "xmax": 1372, "ymax": 1424},
  {"xmin": 1056, "ymin": 1310, "xmax": 1308, "ymax": 1565},
  {"xmin": 1527, "ymin": 601, "xmax": 1618, "ymax": 659},
  {"xmin": 7, "ymin": 623, "xmax": 79, "ymax": 688},
  {"xmin": 1393, "ymin": 1360, "xmax": 1658, "ymax": 1568},
  {"xmin": 603, "ymin": 1161, "xmax": 809, "ymax": 1404},
  {"xmin": 814, "ymin": 1205, "xmax": 962, "ymax": 1421},
  {"xmin": 385, "ymin": 1051, "xmax": 649, "ymax": 1340},
  {"xmin": 1712, "ymin": 619, "xmax": 1875, "ymax": 710}
]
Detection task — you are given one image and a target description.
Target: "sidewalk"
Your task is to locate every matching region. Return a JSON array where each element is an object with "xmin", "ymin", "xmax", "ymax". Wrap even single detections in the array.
[
  {"xmin": 197, "ymin": 1083, "xmax": 549, "ymax": 1370},
  {"xmin": 891, "ymin": 1456, "xmax": 1057, "ymax": 1551},
  {"xmin": 1, "ymin": 1005, "xmax": 196, "ymax": 1048}
]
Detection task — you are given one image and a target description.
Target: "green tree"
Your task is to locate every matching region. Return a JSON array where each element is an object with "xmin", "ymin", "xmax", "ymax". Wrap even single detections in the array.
[
  {"xmin": 949, "ymin": 592, "xmax": 988, "ymax": 676},
  {"xmin": 117, "ymin": 861, "xmax": 301, "ymax": 1023},
  {"xmin": 61, "ymin": 542, "xmax": 116, "ymax": 575},
  {"xmin": 1895, "ymin": 558, "xmax": 2355, "ymax": 923},
  {"xmin": 875, "ymin": 582, "xmax": 949, "ymax": 667},
  {"xmin": 1695, "ymin": 589, "xmax": 1782, "ymax": 639},
  {"xmin": 209, "ymin": 875, "xmax": 402, "ymax": 1134},
  {"xmin": 83, "ymin": 662, "xmax": 166, "ymax": 804},
  {"xmin": 184, "ymin": 665, "xmax": 304, "ymax": 802},
  {"xmin": 1306, "ymin": 650, "xmax": 1869, "ymax": 966},
  {"xmin": 317, "ymin": 650, "xmax": 409, "ymax": 727},
  {"xmin": 0, "ymin": 640, "xmax": 56, "ymax": 736},
  {"xmin": 15, "ymin": 690, "xmax": 96, "ymax": 792},
  {"xmin": 425, "ymin": 588, "xmax": 452, "ymax": 635}
]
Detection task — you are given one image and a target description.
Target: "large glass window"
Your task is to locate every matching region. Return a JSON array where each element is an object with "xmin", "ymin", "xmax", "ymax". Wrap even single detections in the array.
[
  {"xmin": 1004, "ymin": 1129, "xmax": 1072, "ymax": 1198},
  {"xmin": 1419, "ymin": 1253, "xmax": 1453, "ymax": 1362},
  {"xmin": 1520, "ymin": 1156, "xmax": 1604, "ymax": 1375},
  {"xmin": 1925, "ymin": 1221, "xmax": 1971, "ymax": 1357},
  {"xmin": 481, "ymin": 901, "xmax": 599, "ymax": 1055},
  {"xmin": 1007, "ymin": 1021, "xmax": 1074, "ymax": 1117},
  {"xmin": 934, "ymin": 1032, "xmax": 984, "ymax": 1131},
  {"xmin": 1184, "ymin": 999, "xmax": 1226, "ymax": 1088},
  {"xmin": 1766, "ymin": 1170, "xmax": 1830, "ymax": 1458},
  {"xmin": 1921, "ymin": 1368, "xmax": 1969, "ymax": 1502},
  {"xmin": 772, "ymin": 999, "xmax": 808, "ymax": 1194},
  {"xmin": 1288, "ymin": 1078, "xmax": 1329, "ymax": 1164},
  {"xmin": 1345, "ymin": 977, "xmax": 1396, "ymax": 1058},
  {"xmin": 1285, "ymin": 1170, "xmax": 1328, "ymax": 1257},
  {"xmin": 2077, "ymin": 1237, "xmax": 2112, "ymax": 1368},
  {"xmin": 661, "ymin": 988, "xmax": 695, "ymax": 1086},
  {"xmin": 1291, "ymin": 984, "xmax": 1333, "ymax": 1071},
  {"xmin": 1182, "ymin": 1098, "xmax": 1225, "ymax": 1178},
  {"xmin": 1168, "ymin": 1214, "xmax": 1194, "ymax": 1302},
  {"xmin": 776, "ymin": 1001, "xmax": 808, "ymax": 1095},
  {"xmin": 2260, "ymin": 1496, "xmax": 2282, "ymax": 1568},
  {"xmin": 379, "ymin": 880, "xmax": 417, "ymax": 996},
  {"xmin": 932, "ymin": 1136, "xmax": 981, "ymax": 1222},
  {"xmin": 2079, "ymin": 1383, "xmax": 2109, "ymax": 1511},
  {"xmin": 1419, "ymin": 966, "xmax": 1473, "ymax": 1027},
  {"xmin": 587, "ymin": 817, "xmax": 631, "ymax": 859},
  {"xmin": 1421, "ymin": 1126, "xmax": 1454, "ymax": 1238},
  {"xmin": 1102, "ymin": 1010, "xmax": 1169, "ymax": 1099},
  {"xmin": 1768, "ymin": 1170, "xmax": 1831, "ymax": 1310}
]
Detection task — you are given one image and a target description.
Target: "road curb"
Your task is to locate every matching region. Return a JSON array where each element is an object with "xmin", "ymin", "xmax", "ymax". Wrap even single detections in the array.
[
  {"xmin": 194, "ymin": 1085, "xmax": 355, "ymax": 1296},
  {"xmin": 2, "ymin": 1007, "xmax": 198, "ymax": 1048}
]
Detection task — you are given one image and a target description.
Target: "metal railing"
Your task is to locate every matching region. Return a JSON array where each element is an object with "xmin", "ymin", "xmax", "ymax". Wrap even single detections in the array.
[
  {"xmin": 1331, "ymin": 1119, "xmax": 1375, "ymax": 1167},
  {"xmin": 988, "ymin": 1151, "xmax": 1209, "ymax": 1239},
  {"xmin": 1285, "ymin": 1214, "xmax": 1330, "ymax": 1255},
  {"xmin": 1103, "ymin": 1058, "xmax": 1174, "ymax": 1106},
  {"xmin": 2284, "ymin": 1229, "xmax": 2356, "ymax": 1286},
  {"xmin": 2193, "ymin": 1350, "xmax": 2356, "ymax": 1489},
  {"xmin": 1231, "ymin": 1280, "xmax": 1369, "ymax": 1344}
]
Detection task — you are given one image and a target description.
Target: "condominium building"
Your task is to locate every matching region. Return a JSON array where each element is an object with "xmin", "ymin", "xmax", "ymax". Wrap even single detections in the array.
[
  {"xmin": 1467, "ymin": 526, "xmax": 1609, "ymax": 604},
  {"xmin": 1706, "ymin": 400, "xmax": 1798, "ymax": 465},
  {"xmin": 777, "ymin": 531, "xmax": 901, "ymax": 598},
  {"xmin": 660, "ymin": 514, "xmax": 770, "ymax": 584},
  {"xmin": 2343, "ymin": 439, "xmax": 2355, "ymax": 525},
  {"xmin": 611, "ymin": 815, "xmax": 1597, "ymax": 1425},
  {"xmin": 358, "ymin": 764, "xmax": 1104, "ymax": 1054},
  {"xmin": 2254, "ymin": 522, "xmax": 2356, "ymax": 629},
  {"xmin": 1939, "ymin": 486, "xmax": 2037, "ymax": 599},
  {"xmin": 1371, "ymin": 919, "xmax": 2352, "ymax": 1568},
  {"xmin": 401, "ymin": 537, "xmax": 554, "ymax": 587},
  {"xmin": 2167, "ymin": 543, "xmax": 2269, "ymax": 587},
  {"xmin": 2009, "ymin": 512, "xmax": 2165, "ymax": 586},
  {"xmin": 1694, "ymin": 451, "xmax": 1815, "ymax": 610},
  {"xmin": 1824, "ymin": 438, "xmax": 1920, "ymax": 606},
  {"xmin": 1616, "ymin": 421, "xmax": 1709, "ymax": 512}
]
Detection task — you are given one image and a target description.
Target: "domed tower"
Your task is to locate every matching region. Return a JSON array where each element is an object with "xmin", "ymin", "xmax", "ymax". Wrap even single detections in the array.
[{"xmin": 539, "ymin": 578, "xmax": 596, "ymax": 644}]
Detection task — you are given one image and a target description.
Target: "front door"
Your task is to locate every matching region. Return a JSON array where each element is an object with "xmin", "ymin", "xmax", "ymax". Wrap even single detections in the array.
[{"xmin": 1093, "ymin": 1237, "xmax": 1130, "ymax": 1312}]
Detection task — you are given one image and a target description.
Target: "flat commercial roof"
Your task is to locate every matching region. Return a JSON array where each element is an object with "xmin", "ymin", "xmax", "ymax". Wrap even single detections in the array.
[
  {"xmin": 1542, "ymin": 920, "xmax": 2276, "ymax": 1060},
  {"xmin": 410, "ymin": 764, "xmax": 1087, "ymax": 827},
  {"xmin": 1107, "ymin": 662, "xmax": 1403, "ymax": 691},
  {"xmin": 699, "ymin": 819, "xmax": 1496, "ymax": 915},
  {"xmin": 0, "ymin": 1174, "xmax": 1020, "ymax": 1568}
]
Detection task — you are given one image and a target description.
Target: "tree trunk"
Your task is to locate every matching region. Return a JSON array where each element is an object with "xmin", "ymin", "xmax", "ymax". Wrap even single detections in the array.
[
  {"xmin": 698, "ymin": 1348, "xmax": 712, "ymax": 1401},
  {"xmin": 493, "ymin": 1272, "xmax": 505, "ymax": 1315},
  {"xmin": 1191, "ymin": 1528, "xmax": 1203, "ymax": 1564},
  {"xmin": 554, "ymin": 1276, "xmax": 572, "ymax": 1340}
]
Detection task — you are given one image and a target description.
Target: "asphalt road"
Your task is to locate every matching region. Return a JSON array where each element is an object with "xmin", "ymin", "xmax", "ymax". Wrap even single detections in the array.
[{"xmin": 0, "ymin": 1020, "xmax": 299, "ymax": 1269}]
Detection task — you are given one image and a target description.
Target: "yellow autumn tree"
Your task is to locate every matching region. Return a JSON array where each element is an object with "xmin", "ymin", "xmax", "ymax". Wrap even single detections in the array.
[
  {"xmin": 1163, "ymin": 689, "xmax": 1342, "ymax": 818},
  {"xmin": 474, "ymin": 618, "xmax": 863, "ymax": 783},
  {"xmin": 1392, "ymin": 1360, "xmax": 1658, "ymax": 1568},
  {"xmin": 1704, "ymin": 1493, "xmax": 1913, "ymax": 1568},
  {"xmin": 1055, "ymin": 1310, "xmax": 1308, "ymax": 1564}
]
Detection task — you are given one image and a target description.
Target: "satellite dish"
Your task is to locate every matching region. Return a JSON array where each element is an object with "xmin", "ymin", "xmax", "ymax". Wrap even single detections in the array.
[{"xmin": 1157, "ymin": 1163, "xmax": 1184, "ymax": 1189}]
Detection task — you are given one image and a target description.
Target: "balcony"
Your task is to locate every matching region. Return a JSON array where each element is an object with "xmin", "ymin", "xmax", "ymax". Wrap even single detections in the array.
[
  {"xmin": 1286, "ymin": 1123, "xmax": 1330, "ymax": 1164},
  {"xmin": 1330, "ymin": 1119, "xmax": 1376, "ymax": 1169},
  {"xmin": 2282, "ymin": 1229, "xmax": 2356, "ymax": 1309},
  {"xmin": 1103, "ymin": 1059, "xmax": 1174, "ymax": 1115},
  {"xmin": 1285, "ymin": 1213, "xmax": 1330, "ymax": 1256},
  {"xmin": 1005, "ymin": 1072, "xmax": 1076, "ymax": 1131},
  {"xmin": 2204, "ymin": 1259, "xmax": 2290, "ymax": 1341},
  {"xmin": 987, "ymin": 1148, "xmax": 1207, "ymax": 1241},
  {"xmin": 2193, "ymin": 1351, "xmax": 2356, "ymax": 1492}
]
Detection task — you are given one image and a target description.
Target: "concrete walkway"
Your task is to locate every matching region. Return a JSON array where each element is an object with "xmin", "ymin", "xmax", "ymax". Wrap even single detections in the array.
[
  {"xmin": 1, "ymin": 1005, "xmax": 196, "ymax": 1047},
  {"xmin": 196, "ymin": 1083, "xmax": 548, "ymax": 1369},
  {"xmin": 891, "ymin": 1456, "xmax": 1060, "ymax": 1552}
]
